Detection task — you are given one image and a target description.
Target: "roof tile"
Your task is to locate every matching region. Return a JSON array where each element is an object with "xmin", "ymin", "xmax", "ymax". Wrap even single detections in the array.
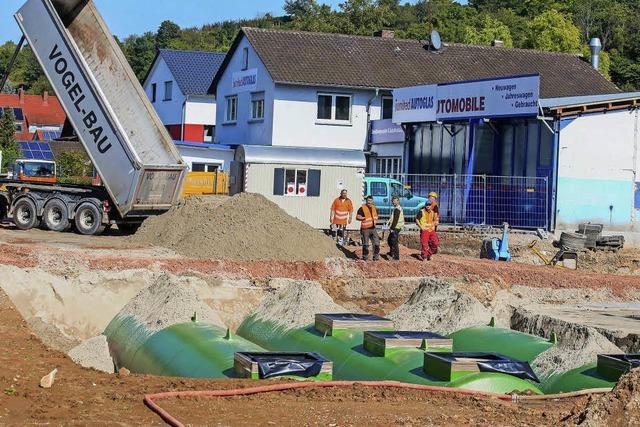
[{"xmin": 159, "ymin": 49, "xmax": 226, "ymax": 96}]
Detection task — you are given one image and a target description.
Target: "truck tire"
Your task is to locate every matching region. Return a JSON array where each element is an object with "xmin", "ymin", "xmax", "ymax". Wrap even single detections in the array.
[
  {"xmin": 43, "ymin": 199, "xmax": 71, "ymax": 232},
  {"xmin": 559, "ymin": 232, "xmax": 587, "ymax": 251},
  {"xmin": 13, "ymin": 198, "xmax": 39, "ymax": 230},
  {"xmin": 74, "ymin": 202, "xmax": 105, "ymax": 236}
]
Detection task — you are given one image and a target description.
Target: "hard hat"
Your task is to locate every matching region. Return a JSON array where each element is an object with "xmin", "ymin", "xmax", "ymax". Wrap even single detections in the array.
[{"xmin": 428, "ymin": 192, "xmax": 438, "ymax": 199}]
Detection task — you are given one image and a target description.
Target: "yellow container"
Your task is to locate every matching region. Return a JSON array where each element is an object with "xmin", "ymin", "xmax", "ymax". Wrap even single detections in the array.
[{"xmin": 182, "ymin": 171, "xmax": 229, "ymax": 197}]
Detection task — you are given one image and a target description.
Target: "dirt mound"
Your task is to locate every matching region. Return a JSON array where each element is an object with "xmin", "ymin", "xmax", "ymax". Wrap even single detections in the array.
[
  {"xmin": 511, "ymin": 308, "xmax": 621, "ymax": 380},
  {"xmin": 110, "ymin": 273, "xmax": 224, "ymax": 333},
  {"xmin": 574, "ymin": 368, "xmax": 640, "ymax": 426},
  {"xmin": 132, "ymin": 193, "xmax": 343, "ymax": 261},
  {"xmin": 68, "ymin": 335, "xmax": 114, "ymax": 373},
  {"xmin": 389, "ymin": 278, "xmax": 492, "ymax": 334},
  {"xmin": 250, "ymin": 279, "xmax": 345, "ymax": 330}
]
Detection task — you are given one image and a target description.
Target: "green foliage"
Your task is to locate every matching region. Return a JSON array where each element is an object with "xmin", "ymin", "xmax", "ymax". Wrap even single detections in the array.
[
  {"xmin": 527, "ymin": 10, "xmax": 581, "ymax": 53},
  {"xmin": 463, "ymin": 14, "xmax": 513, "ymax": 47},
  {"xmin": 581, "ymin": 44, "xmax": 610, "ymax": 79},
  {"xmin": 56, "ymin": 151, "xmax": 92, "ymax": 178},
  {"xmin": 0, "ymin": 108, "xmax": 21, "ymax": 172}
]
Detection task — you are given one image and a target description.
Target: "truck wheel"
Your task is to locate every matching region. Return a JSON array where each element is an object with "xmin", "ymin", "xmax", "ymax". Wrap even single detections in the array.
[
  {"xmin": 43, "ymin": 199, "xmax": 70, "ymax": 232},
  {"xmin": 74, "ymin": 202, "xmax": 105, "ymax": 236},
  {"xmin": 13, "ymin": 198, "xmax": 39, "ymax": 230}
]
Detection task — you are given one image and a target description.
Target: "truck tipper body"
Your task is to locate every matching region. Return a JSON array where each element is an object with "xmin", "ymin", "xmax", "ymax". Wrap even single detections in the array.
[{"xmin": 0, "ymin": 0, "xmax": 188, "ymax": 235}]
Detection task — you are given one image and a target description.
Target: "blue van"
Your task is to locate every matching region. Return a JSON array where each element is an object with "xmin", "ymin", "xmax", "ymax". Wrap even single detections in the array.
[{"xmin": 364, "ymin": 177, "xmax": 428, "ymax": 221}]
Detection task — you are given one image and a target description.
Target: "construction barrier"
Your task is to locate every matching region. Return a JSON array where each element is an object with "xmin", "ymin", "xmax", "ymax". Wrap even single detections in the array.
[{"xmin": 181, "ymin": 171, "xmax": 229, "ymax": 197}]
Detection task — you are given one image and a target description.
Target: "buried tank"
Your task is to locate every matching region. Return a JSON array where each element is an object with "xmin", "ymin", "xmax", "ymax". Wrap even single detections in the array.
[
  {"xmin": 543, "ymin": 353, "xmax": 639, "ymax": 393},
  {"xmin": 237, "ymin": 312, "xmax": 543, "ymax": 394}
]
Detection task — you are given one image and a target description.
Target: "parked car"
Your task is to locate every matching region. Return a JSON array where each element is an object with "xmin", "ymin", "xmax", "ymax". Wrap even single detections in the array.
[{"xmin": 363, "ymin": 177, "xmax": 428, "ymax": 221}]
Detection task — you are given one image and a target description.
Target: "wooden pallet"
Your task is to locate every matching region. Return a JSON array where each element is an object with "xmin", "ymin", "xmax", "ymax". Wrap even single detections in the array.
[
  {"xmin": 234, "ymin": 352, "xmax": 333, "ymax": 380},
  {"xmin": 314, "ymin": 313, "xmax": 393, "ymax": 336},
  {"xmin": 363, "ymin": 331, "xmax": 452, "ymax": 356}
]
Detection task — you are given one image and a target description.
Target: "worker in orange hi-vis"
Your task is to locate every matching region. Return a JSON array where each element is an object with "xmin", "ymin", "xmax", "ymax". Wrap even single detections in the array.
[
  {"xmin": 330, "ymin": 189, "xmax": 354, "ymax": 245},
  {"xmin": 356, "ymin": 195, "xmax": 380, "ymax": 261},
  {"xmin": 415, "ymin": 200, "xmax": 440, "ymax": 261}
]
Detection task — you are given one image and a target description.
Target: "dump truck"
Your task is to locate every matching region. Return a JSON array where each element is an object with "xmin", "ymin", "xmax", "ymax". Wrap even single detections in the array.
[{"xmin": 0, "ymin": 0, "xmax": 188, "ymax": 235}]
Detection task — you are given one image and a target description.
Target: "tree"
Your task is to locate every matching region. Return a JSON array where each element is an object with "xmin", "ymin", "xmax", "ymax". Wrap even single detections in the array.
[
  {"xmin": 156, "ymin": 20, "xmax": 181, "ymax": 49},
  {"xmin": 284, "ymin": 0, "xmax": 321, "ymax": 17},
  {"xmin": 122, "ymin": 32, "xmax": 157, "ymax": 81},
  {"xmin": 338, "ymin": 0, "xmax": 395, "ymax": 35},
  {"xmin": 527, "ymin": 10, "xmax": 581, "ymax": 53},
  {"xmin": 581, "ymin": 44, "xmax": 610, "ymax": 79},
  {"xmin": 463, "ymin": 14, "xmax": 513, "ymax": 47},
  {"xmin": 0, "ymin": 108, "xmax": 21, "ymax": 173},
  {"xmin": 56, "ymin": 151, "xmax": 91, "ymax": 178}
]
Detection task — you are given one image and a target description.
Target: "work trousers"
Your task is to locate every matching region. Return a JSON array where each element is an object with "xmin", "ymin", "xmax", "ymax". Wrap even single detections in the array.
[
  {"xmin": 332, "ymin": 224, "xmax": 347, "ymax": 244},
  {"xmin": 420, "ymin": 229, "xmax": 440, "ymax": 259},
  {"xmin": 387, "ymin": 230, "xmax": 400, "ymax": 260},
  {"xmin": 361, "ymin": 228, "xmax": 380, "ymax": 260}
]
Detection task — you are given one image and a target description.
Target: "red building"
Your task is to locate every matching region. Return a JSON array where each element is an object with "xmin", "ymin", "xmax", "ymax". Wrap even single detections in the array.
[{"xmin": 0, "ymin": 89, "xmax": 65, "ymax": 140}]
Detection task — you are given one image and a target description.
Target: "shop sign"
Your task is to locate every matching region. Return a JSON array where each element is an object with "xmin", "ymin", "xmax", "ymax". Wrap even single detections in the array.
[
  {"xmin": 371, "ymin": 119, "xmax": 405, "ymax": 144},
  {"xmin": 232, "ymin": 68, "xmax": 257, "ymax": 93}
]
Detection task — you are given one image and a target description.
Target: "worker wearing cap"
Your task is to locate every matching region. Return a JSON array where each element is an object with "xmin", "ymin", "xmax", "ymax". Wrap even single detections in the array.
[
  {"xmin": 385, "ymin": 195, "xmax": 404, "ymax": 261},
  {"xmin": 330, "ymin": 189, "xmax": 354, "ymax": 244},
  {"xmin": 356, "ymin": 195, "xmax": 380, "ymax": 261},
  {"xmin": 415, "ymin": 199, "xmax": 440, "ymax": 261}
]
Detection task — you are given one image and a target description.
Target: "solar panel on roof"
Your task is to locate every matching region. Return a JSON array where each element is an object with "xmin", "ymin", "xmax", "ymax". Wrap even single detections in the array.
[
  {"xmin": 12, "ymin": 108, "xmax": 24, "ymax": 121},
  {"xmin": 18, "ymin": 140, "xmax": 53, "ymax": 161}
]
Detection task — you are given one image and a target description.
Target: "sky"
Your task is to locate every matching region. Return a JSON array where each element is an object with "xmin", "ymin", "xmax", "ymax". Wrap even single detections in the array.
[{"xmin": 1, "ymin": 0, "xmax": 345, "ymax": 42}]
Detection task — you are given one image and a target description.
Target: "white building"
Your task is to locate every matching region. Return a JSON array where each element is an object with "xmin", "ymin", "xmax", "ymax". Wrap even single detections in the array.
[
  {"xmin": 209, "ymin": 28, "xmax": 394, "ymax": 156},
  {"xmin": 143, "ymin": 49, "xmax": 225, "ymax": 143}
]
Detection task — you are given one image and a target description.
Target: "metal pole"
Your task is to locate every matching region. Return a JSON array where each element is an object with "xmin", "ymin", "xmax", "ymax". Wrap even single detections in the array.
[
  {"xmin": 483, "ymin": 175, "xmax": 487, "ymax": 225},
  {"xmin": 544, "ymin": 177, "xmax": 549, "ymax": 230},
  {"xmin": 453, "ymin": 174, "xmax": 457, "ymax": 226},
  {"xmin": 0, "ymin": 36, "xmax": 25, "ymax": 93}
]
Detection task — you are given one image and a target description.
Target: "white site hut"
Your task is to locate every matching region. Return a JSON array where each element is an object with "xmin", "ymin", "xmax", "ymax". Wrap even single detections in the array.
[{"xmin": 231, "ymin": 145, "xmax": 366, "ymax": 230}]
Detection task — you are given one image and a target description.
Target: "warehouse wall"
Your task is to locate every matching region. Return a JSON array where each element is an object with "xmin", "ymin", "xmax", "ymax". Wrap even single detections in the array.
[{"xmin": 556, "ymin": 110, "xmax": 639, "ymax": 230}]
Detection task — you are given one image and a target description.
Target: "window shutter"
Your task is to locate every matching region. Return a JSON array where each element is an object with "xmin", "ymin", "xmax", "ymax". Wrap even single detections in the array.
[
  {"xmin": 307, "ymin": 169, "xmax": 321, "ymax": 197},
  {"xmin": 273, "ymin": 168, "xmax": 285, "ymax": 195}
]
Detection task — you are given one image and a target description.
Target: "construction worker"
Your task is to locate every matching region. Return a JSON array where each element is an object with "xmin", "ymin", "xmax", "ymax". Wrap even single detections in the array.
[
  {"xmin": 356, "ymin": 195, "xmax": 380, "ymax": 261},
  {"xmin": 428, "ymin": 191, "xmax": 440, "ymax": 230},
  {"xmin": 330, "ymin": 189, "xmax": 353, "ymax": 244},
  {"xmin": 386, "ymin": 195, "xmax": 404, "ymax": 261},
  {"xmin": 415, "ymin": 200, "xmax": 440, "ymax": 261}
]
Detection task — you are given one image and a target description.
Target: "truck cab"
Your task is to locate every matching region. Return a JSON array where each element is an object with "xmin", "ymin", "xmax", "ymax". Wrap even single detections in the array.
[
  {"xmin": 364, "ymin": 177, "xmax": 428, "ymax": 221},
  {"xmin": 13, "ymin": 159, "xmax": 57, "ymax": 184}
]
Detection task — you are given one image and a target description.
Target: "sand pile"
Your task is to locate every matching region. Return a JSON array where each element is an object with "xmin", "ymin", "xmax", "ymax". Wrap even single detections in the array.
[
  {"xmin": 133, "ymin": 193, "xmax": 343, "ymax": 261},
  {"xmin": 511, "ymin": 308, "xmax": 622, "ymax": 380},
  {"xmin": 109, "ymin": 273, "xmax": 224, "ymax": 333},
  {"xmin": 249, "ymin": 279, "xmax": 345, "ymax": 330},
  {"xmin": 574, "ymin": 368, "xmax": 640, "ymax": 426},
  {"xmin": 68, "ymin": 335, "xmax": 114, "ymax": 373},
  {"xmin": 389, "ymin": 278, "xmax": 492, "ymax": 335}
]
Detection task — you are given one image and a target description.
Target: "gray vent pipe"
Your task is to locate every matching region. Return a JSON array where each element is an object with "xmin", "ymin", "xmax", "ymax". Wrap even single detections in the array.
[{"xmin": 589, "ymin": 38, "xmax": 602, "ymax": 70}]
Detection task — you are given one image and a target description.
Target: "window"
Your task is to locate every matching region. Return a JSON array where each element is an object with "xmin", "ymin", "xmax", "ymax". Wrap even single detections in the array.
[
  {"xmin": 192, "ymin": 163, "xmax": 219, "ymax": 172},
  {"xmin": 284, "ymin": 169, "xmax": 307, "ymax": 196},
  {"xmin": 15, "ymin": 123, "xmax": 23, "ymax": 133},
  {"xmin": 204, "ymin": 125, "xmax": 214, "ymax": 143},
  {"xmin": 382, "ymin": 96, "xmax": 393, "ymax": 119},
  {"xmin": 225, "ymin": 96, "xmax": 238, "ymax": 123},
  {"xmin": 375, "ymin": 157, "xmax": 403, "ymax": 178},
  {"xmin": 163, "ymin": 81, "xmax": 173, "ymax": 101},
  {"xmin": 251, "ymin": 92, "xmax": 265, "ymax": 121},
  {"xmin": 370, "ymin": 181, "xmax": 387, "ymax": 197},
  {"xmin": 316, "ymin": 93, "xmax": 352, "ymax": 123},
  {"xmin": 242, "ymin": 47, "xmax": 249, "ymax": 71},
  {"xmin": 151, "ymin": 83, "xmax": 157, "ymax": 103}
]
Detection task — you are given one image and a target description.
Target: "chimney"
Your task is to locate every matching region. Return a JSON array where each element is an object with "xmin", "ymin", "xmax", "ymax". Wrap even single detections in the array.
[
  {"xmin": 43, "ymin": 91, "xmax": 49, "ymax": 105},
  {"xmin": 18, "ymin": 88, "xmax": 25, "ymax": 104},
  {"xmin": 589, "ymin": 38, "xmax": 602, "ymax": 70},
  {"xmin": 374, "ymin": 30, "xmax": 395, "ymax": 39},
  {"xmin": 492, "ymin": 40, "xmax": 504, "ymax": 47}
]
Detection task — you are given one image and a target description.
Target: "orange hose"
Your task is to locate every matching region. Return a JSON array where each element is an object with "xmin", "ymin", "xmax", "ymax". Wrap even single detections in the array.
[{"xmin": 143, "ymin": 380, "xmax": 516, "ymax": 427}]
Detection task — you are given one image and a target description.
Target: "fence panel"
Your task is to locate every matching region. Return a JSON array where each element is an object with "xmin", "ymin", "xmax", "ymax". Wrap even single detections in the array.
[{"xmin": 366, "ymin": 173, "xmax": 548, "ymax": 230}]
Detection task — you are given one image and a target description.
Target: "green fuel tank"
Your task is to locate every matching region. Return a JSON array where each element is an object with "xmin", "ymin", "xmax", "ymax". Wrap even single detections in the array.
[
  {"xmin": 449, "ymin": 325, "xmax": 555, "ymax": 362},
  {"xmin": 237, "ymin": 315, "xmax": 542, "ymax": 394},
  {"xmin": 543, "ymin": 363, "xmax": 616, "ymax": 394},
  {"xmin": 105, "ymin": 316, "xmax": 263, "ymax": 378}
]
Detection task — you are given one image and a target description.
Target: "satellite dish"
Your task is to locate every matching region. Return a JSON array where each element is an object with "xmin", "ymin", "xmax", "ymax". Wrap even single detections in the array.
[{"xmin": 431, "ymin": 30, "xmax": 442, "ymax": 51}]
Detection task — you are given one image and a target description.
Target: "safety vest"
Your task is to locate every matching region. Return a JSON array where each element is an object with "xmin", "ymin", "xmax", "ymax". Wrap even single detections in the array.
[
  {"xmin": 388, "ymin": 206, "xmax": 405, "ymax": 231},
  {"xmin": 417, "ymin": 207, "xmax": 437, "ymax": 232},
  {"xmin": 360, "ymin": 205, "xmax": 378, "ymax": 230},
  {"xmin": 331, "ymin": 198, "xmax": 353, "ymax": 225}
]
